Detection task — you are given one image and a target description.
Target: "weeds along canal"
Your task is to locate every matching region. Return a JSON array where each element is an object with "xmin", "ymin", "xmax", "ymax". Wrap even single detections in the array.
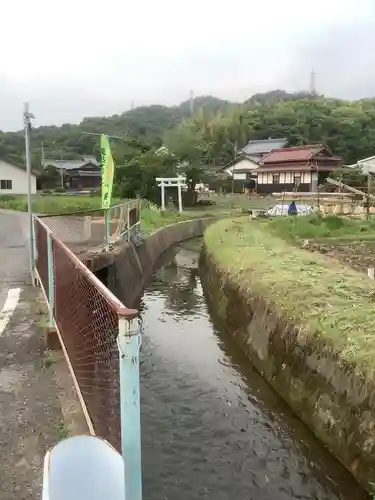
[{"xmin": 132, "ymin": 242, "xmax": 368, "ymax": 500}]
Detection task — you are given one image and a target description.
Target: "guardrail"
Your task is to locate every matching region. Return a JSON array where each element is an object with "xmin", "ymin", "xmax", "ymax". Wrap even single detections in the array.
[{"xmin": 34, "ymin": 200, "xmax": 143, "ymax": 500}]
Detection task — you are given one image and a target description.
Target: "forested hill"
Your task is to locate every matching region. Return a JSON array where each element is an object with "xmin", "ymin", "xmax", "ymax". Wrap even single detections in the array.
[
  {"xmin": 1, "ymin": 90, "xmax": 374, "ymax": 168},
  {"xmin": 0, "ymin": 95, "xmax": 233, "ymax": 168}
]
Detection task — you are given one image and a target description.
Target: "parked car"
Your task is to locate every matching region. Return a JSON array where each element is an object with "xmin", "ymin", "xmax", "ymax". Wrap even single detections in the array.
[{"xmin": 266, "ymin": 203, "xmax": 314, "ymax": 217}]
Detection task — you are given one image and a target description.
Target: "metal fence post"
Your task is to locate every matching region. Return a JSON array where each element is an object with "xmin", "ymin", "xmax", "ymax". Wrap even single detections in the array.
[
  {"xmin": 46, "ymin": 232, "xmax": 54, "ymax": 328},
  {"xmin": 136, "ymin": 199, "xmax": 141, "ymax": 236},
  {"xmin": 31, "ymin": 215, "xmax": 38, "ymax": 284},
  {"xmin": 126, "ymin": 204, "xmax": 130, "ymax": 242},
  {"xmin": 105, "ymin": 208, "xmax": 111, "ymax": 250},
  {"xmin": 117, "ymin": 315, "xmax": 142, "ymax": 500}
]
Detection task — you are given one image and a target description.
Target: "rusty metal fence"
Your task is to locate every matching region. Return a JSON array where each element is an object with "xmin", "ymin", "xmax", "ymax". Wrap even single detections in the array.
[
  {"xmin": 34, "ymin": 201, "xmax": 143, "ymax": 500},
  {"xmin": 39, "ymin": 199, "xmax": 141, "ymax": 255}
]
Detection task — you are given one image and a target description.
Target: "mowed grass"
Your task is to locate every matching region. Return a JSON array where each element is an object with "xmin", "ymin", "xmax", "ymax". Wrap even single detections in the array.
[
  {"xmin": 266, "ymin": 213, "xmax": 375, "ymax": 241},
  {"xmin": 0, "ymin": 194, "xmax": 121, "ymax": 214},
  {"xmin": 0, "ymin": 192, "xmax": 269, "ymax": 219},
  {"xmin": 139, "ymin": 195, "xmax": 266, "ymax": 233},
  {"xmin": 196, "ymin": 193, "xmax": 272, "ymax": 213},
  {"xmin": 140, "ymin": 199, "xmax": 238, "ymax": 233},
  {"xmin": 140, "ymin": 205, "xmax": 194, "ymax": 233},
  {"xmin": 204, "ymin": 218, "xmax": 375, "ymax": 373}
]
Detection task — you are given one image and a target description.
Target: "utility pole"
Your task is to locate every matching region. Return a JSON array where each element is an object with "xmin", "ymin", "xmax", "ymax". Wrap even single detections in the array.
[
  {"xmin": 23, "ymin": 103, "xmax": 35, "ymax": 284},
  {"xmin": 41, "ymin": 142, "xmax": 45, "ymax": 168}
]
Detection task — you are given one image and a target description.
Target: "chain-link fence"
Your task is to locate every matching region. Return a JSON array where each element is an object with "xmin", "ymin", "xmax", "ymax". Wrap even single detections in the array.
[
  {"xmin": 34, "ymin": 211, "xmax": 139, "ymax": 452},
  {"xmin": 40, "ymin": 199, "xmax": 141, "ymax": 255},
  {"xmin": 52, "ymin": 235, "xmax": 125, "ymax": 448},
  {"xmin": 34, "ymin": 217, "xmax": 49, "ymax": 295},
  {"xmin": 109, "ymin": 199, "xmax": 141, "ymax": 242}
]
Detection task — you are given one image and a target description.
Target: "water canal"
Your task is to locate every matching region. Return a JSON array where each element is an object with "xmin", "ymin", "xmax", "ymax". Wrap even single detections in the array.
[{"xmin": 133, "ymin": 242, "xmax": 368, "ymax": 500}]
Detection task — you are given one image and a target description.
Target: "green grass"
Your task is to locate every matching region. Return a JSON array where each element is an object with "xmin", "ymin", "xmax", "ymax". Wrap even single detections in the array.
[
  {"xmin": 55, "ymin": 418, "xmax": 69, "ymax": 440},
  {"xmin": 40, "ymin": 352, "xmax": 56, "ymax": 371},
  {"xmin": 140, "ymin": 206, "xmax": 193, "ymax": 233},
  {"xmin": 266, "ymin": 213, "xmax": 375, "ymax": 241},
  {"xmin": 196, "ymin": 193, "xmax": 272, "ymax": 213},
  {"xmin": 204, "ymin": 218, "xmax": 375, "ymax": 374},
  {"xmin": 0, "ymin": 194, "xmax": 122, "ymax": 214},
  {"xmin": 139, "ymin": 198, "xmax": 248, "ymax": 233},
  {"xmin": 0, "ymin": 193, "xmax": 268, "ymax": 218}
]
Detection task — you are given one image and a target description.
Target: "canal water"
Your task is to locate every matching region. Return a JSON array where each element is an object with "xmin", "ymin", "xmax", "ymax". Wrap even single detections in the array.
[{"xmin": 136, "ymin": 243, "xmax": 368, "ymax": 500}]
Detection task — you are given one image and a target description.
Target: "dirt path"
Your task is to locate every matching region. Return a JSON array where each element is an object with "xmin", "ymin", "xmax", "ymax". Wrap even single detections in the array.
[{"xmin": 0, "ymin": 210, "xmax": 67, "ymax": 499}]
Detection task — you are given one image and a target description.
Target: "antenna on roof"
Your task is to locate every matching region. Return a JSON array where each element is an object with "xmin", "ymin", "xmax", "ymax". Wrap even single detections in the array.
[{"xmin": 309, "ymin": 68, "xmax": 317, "ymax": 97}]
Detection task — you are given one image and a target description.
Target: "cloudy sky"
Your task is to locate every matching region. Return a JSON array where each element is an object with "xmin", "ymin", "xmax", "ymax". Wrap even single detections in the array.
[{"xmin": 1, "ymin": 0, "xmax": 374, "ymax": 130}]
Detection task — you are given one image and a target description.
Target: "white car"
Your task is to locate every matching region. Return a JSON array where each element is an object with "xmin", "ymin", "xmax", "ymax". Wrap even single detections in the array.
[{"xmin": 266, "ymin": 203, "xmax": 314, "ymax": 217}]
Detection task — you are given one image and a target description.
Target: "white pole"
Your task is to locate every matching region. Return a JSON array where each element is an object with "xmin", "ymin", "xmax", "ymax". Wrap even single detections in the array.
[
  {"xmin": 177, "ymin": 180, "xmax": 183, "ymax": 213},
  {"xmin": 161, "ymin": 182, "xmax": 165, "ymax": 211},
  {"xmin": 23, "ymin": 103, "xmax": 35, "ymax": 284}
]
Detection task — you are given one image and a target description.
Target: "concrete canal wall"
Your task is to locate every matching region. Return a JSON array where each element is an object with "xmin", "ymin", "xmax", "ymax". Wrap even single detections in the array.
[
  {"xmin": 87, "ymin": 217, "xmax": 219, "ymax": 307},
  {"xmin": 201, "ymin": 218, "xmax": 375, "ymax": 492}
]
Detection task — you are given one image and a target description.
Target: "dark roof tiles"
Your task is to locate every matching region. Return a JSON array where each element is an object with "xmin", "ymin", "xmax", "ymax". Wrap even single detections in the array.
[{"xmin": 242, "ymin": 138, "xmax": 287, "ymax": 156}]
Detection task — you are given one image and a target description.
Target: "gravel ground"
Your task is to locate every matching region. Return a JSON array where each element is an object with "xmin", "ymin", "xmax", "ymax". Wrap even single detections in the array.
[{"xmin": 0, "ymin": 210, "xmax": 67, "ymax": 500}]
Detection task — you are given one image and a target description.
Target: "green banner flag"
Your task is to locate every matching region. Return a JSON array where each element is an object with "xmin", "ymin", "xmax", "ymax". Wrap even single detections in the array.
[{"xmin": 101, "ymin": 134, "xmax": 115, "ymax": 209}]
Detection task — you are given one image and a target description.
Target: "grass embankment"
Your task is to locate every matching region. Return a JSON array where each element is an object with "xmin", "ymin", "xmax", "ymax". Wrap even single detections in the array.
[
  {"xmin": 205, "ymin": 218, "xmax": 375, "ymax": 373},
  {"xmin": 266, "ymin": 213, "xmax": 375, "ymax": 241}
]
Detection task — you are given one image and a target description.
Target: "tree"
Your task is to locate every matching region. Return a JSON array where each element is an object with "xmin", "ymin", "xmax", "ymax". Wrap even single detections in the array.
[
  {"xmin": 38, "ymin": 165, "xmax": 61, "ymax": 189},
  {"xmin": 115, "ymin": 148, "xmax": 177, "ymax": 203},
  {"xmin": 2, "ymin": 91, "xmax": 375, "ymax": 186},
  {"xmin": 164, "ymin": 113, "xmax": 215, "ymax": 203}
]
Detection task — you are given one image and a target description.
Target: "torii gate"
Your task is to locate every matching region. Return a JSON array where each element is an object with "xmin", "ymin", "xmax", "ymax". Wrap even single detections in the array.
[{"xmin": 156, "ymin": 176, "xmax": 187, "ymax": 212}]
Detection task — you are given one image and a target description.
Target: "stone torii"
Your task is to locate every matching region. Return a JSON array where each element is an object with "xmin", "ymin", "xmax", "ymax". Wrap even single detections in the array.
[{"xmin": 156, "ymin": 176, "xmax": 187, "ymax": 213}]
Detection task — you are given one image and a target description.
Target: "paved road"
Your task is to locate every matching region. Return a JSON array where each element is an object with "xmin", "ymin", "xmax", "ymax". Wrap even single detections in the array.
[
  {"xmin": 0, "ymin": 210, "xmax": 30, "ymax": 286},
  {"xmin": 0, "ymin": 210, "xmax": 63, "ymax": 500}
]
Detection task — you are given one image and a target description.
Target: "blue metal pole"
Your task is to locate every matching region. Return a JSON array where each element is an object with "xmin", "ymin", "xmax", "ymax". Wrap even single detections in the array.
[
  {"xmin": 31, "ymin": 215, "xmax": 37, "ymax": 283},
  {"xmin": 125, "ymin": 203, "xmax": 130, "ymax": 242},
  {"xmin": 46, "ymin": 232, "xmax": 54, "ymax": 328},
  {"xmin": 117, "ymin": 316, "xmax": 142, "ymax": 500}
]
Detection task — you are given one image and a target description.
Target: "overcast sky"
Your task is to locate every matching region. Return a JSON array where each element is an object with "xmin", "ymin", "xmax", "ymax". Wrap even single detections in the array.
[{"xmin": 1, "ymin": 0, "xmax": 374, "ymax": 131}]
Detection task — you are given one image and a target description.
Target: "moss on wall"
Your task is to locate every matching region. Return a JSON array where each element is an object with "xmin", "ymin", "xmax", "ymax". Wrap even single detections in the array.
[{"xmin": 202, "ymin": 218, "xmax": 375, "ymax": 492}]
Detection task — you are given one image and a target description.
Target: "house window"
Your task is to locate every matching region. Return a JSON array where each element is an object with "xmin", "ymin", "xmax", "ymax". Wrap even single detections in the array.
[
  {"xmin": 0, "ymin": 180, "xmax": 12, "ymax": 190},
  {"xmin": 272, "ymin": 174, "xmax": 280, "ymax": 184},
  {"xmin": 293, "ymin": 174, "xmax": 301, "ymax": 187}
]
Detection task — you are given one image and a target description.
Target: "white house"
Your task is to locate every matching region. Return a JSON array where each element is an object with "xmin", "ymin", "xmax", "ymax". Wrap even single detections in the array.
[
  {"xmin": 346, "ymin": 156, "xmax": 375, "ymax": 175},
  {"xmin": 0, "ymin": 159, "xmax": 37, "ymax": 195},
  {"xmin": 223, "ymin": 156, "xmax": 259, "ymax": 180}
]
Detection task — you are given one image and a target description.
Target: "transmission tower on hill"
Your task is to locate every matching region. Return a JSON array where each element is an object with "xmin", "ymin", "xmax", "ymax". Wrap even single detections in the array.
[
  {"xmin": 309, "ymin": 68, "xmax": 317, "ymax": 97},
  {"xmin": 189, "ymin": 90, "xmax": 194, "ymax": 114}
]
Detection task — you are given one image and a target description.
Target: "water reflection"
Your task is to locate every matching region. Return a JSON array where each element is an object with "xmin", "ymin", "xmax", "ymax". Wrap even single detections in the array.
[{"xmin": 137, "ymin": 246, "xmax": 369, "ymax": 500}]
